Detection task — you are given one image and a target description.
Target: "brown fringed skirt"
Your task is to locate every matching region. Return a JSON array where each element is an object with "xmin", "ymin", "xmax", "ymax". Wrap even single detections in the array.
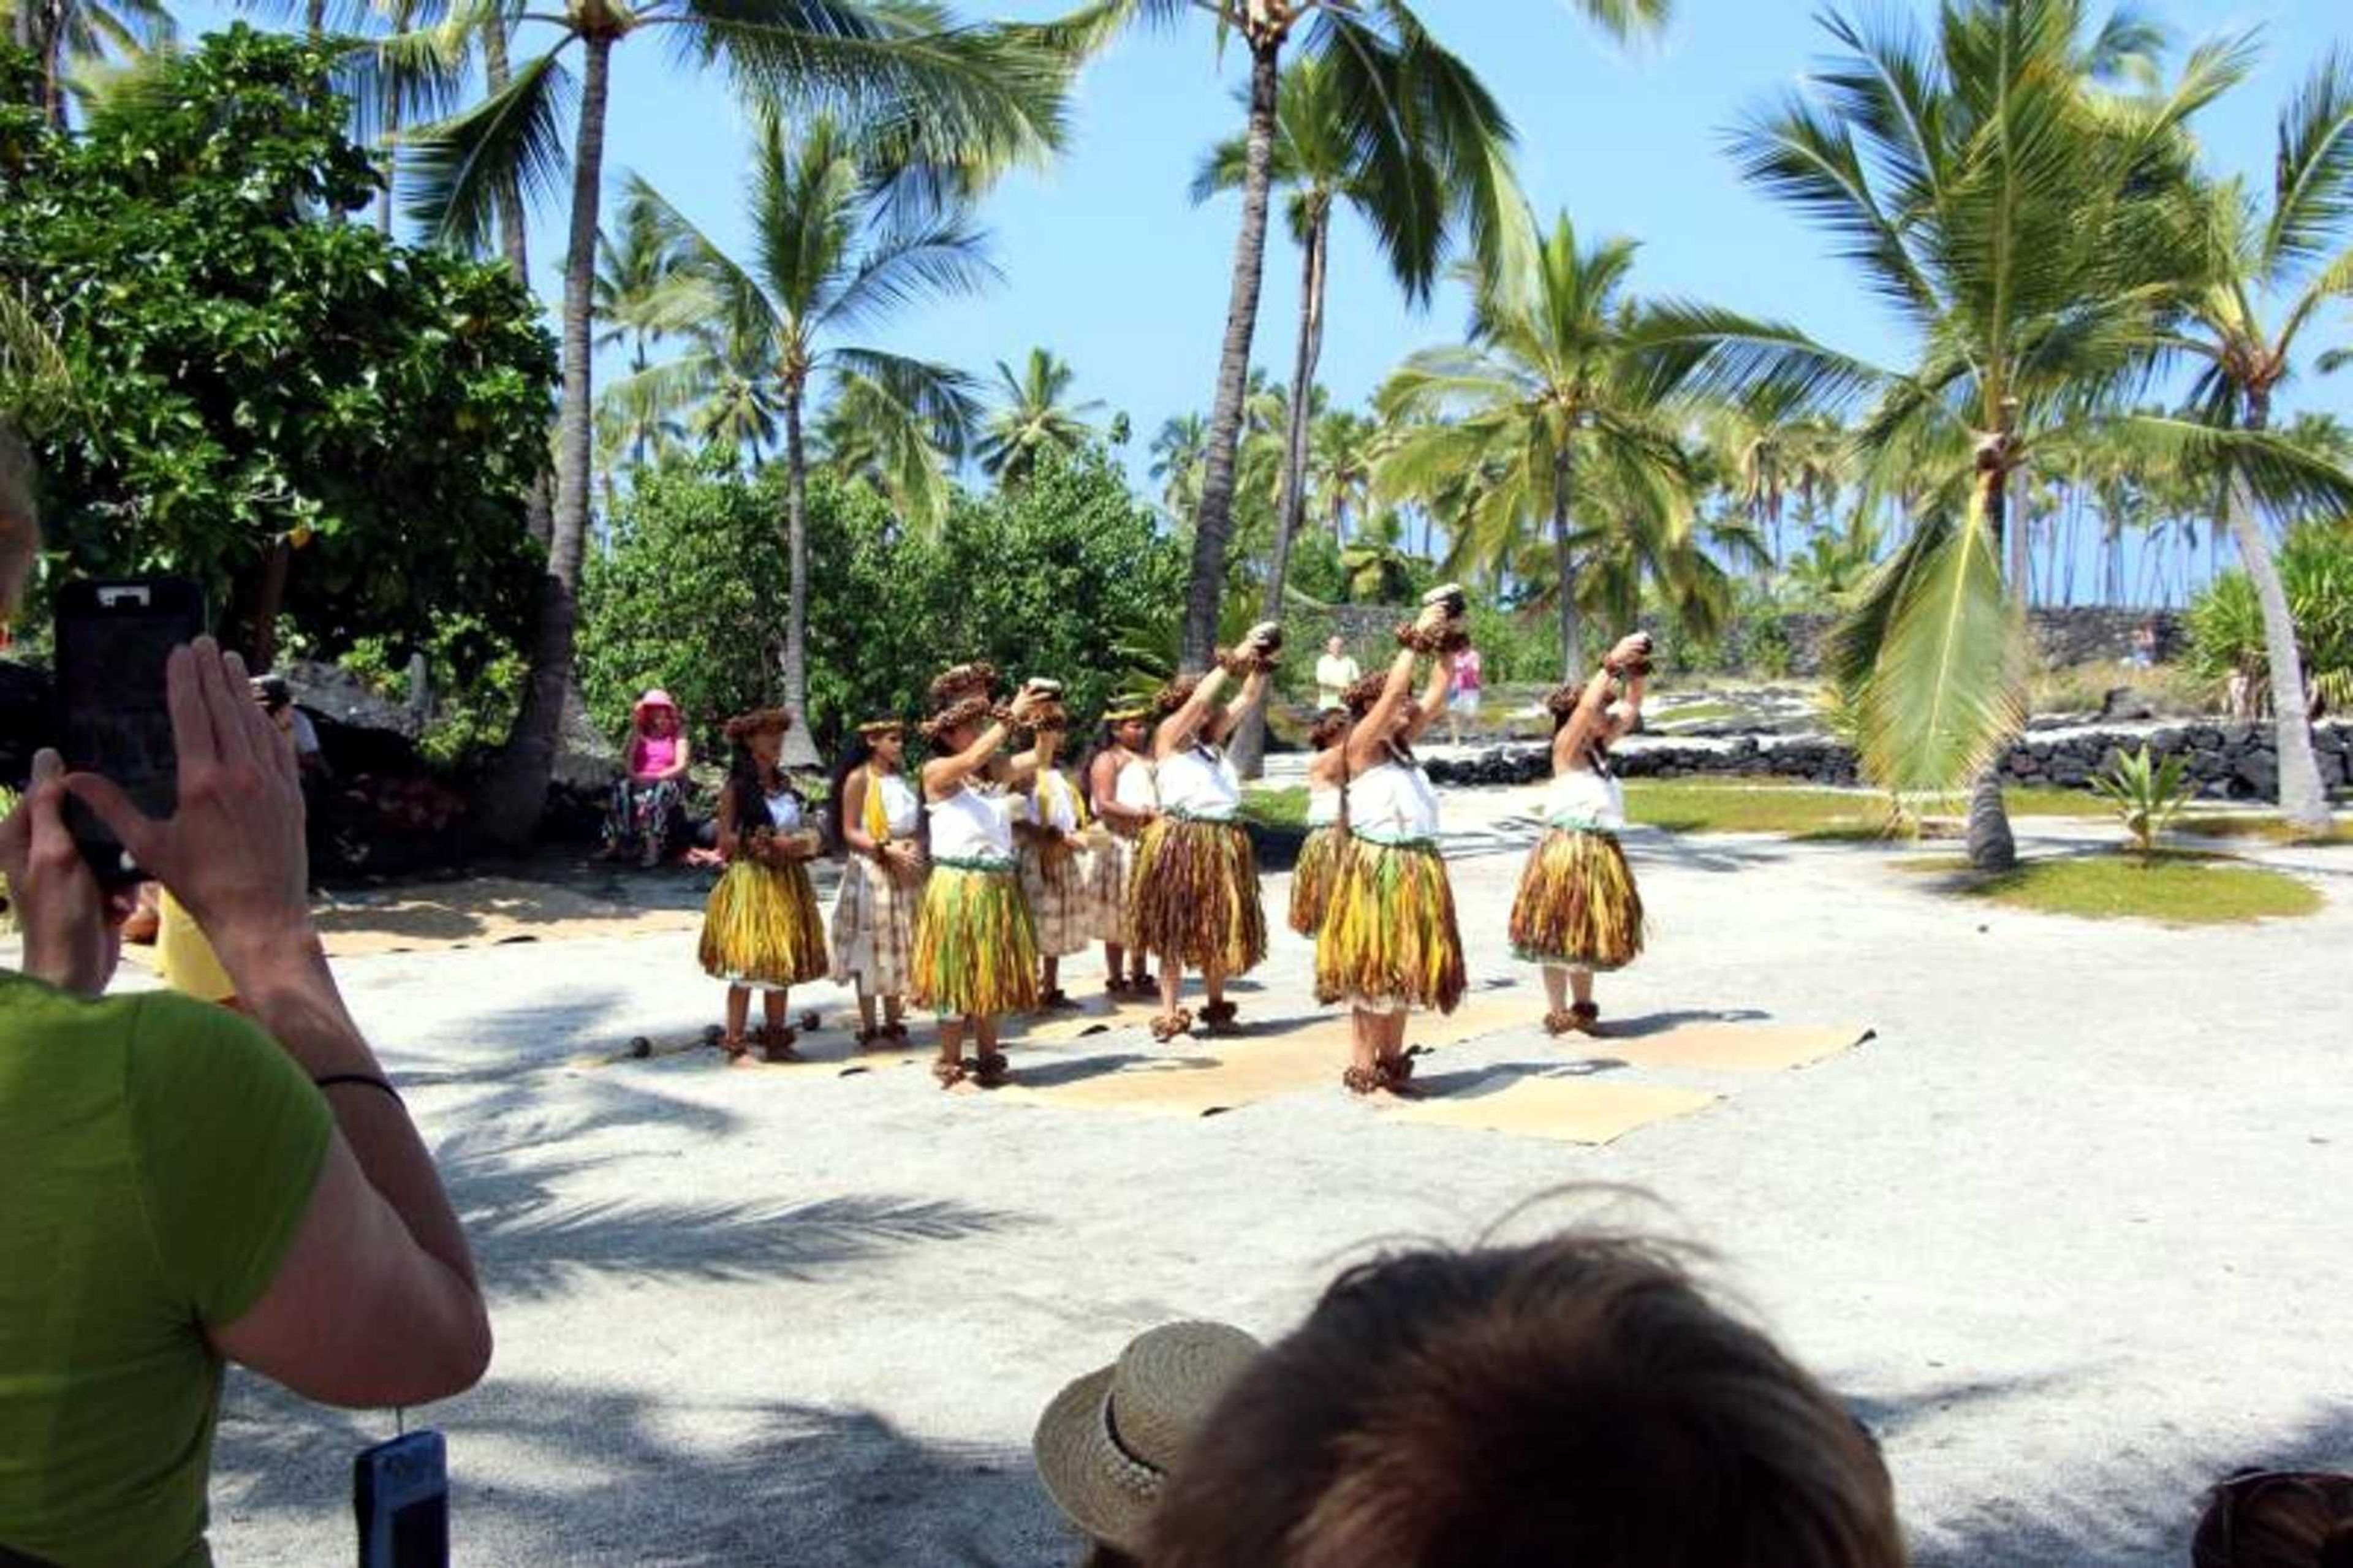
[
  {"xmin": 700, "ymin": 859, "xmax": 829, "ymax": 988},
  {"xmin": 1127, "ymin": 814, "xmax": 1267, "ymax": 977},
  {"xmin": 1314, "ymin": 838, "xmax": 1466, "ymax": 1015},
  {"xmin": 1509, "ymin": 827, "xmax": 1645, "ymax": 972},
  {"xmin": 1287, "ymin": 824, "xmax": 1348, "ymax": 937}
]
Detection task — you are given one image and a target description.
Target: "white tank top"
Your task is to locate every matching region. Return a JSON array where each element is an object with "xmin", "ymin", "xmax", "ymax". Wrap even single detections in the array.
[
  {"xmin": 763, "ymin": 789, "xmax": 805, "ymax": 831},
  {"xmin": 1306, "ymin": 781, "xmax": 1342, "ymax": 828},
  {"xmin": 874, "ymin": 771, "xmax": 921, "ymax": 838},
  {"xmin": 1113, "ymin": 756, "xmax": 1158, "ymax": 812},
  {"xmin": 1349, "ymin": 757, "xmax": 1441, "ymax": 846},
  {"xmin": 1546, "ymin": 764, "xmax": 1624, "ymax": 831},
  {"xmin": 1158, "ymin": 744, "xmax": 1241, "ymax": 821},
  {"xmin": 1034, "ymin": 768, "xmax": 1083, "ymax": 833},
  {"xmin": 929, "ymin": 784, "xmax": 1016, "ymax": 866}
]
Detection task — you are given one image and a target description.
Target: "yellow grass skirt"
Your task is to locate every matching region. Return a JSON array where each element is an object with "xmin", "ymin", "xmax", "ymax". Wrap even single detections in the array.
[
  {"xmin": 1314, "ymin": 838, "xmax": 1466, "ymax": 1014},
  {"xmin": 911, "ymin": 862, "xmax": 1040, "ymax": 1018},
  {"xmin": 1128, "ymin": 816, "xmax": 1267, "ymax": 977},
  {"xmin": 1509, "ymin": 827, "xmax": 1645, "ymax": 972},
  {"xmin": 699, "ymin": 859, "xmax": 828, "ymax": 988},
  {"xmin": 1287, "ymin": 824, "xmax": 1347, "ymax": 937}
]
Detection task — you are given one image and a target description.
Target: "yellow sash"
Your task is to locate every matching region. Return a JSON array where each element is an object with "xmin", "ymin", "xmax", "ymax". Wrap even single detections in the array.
[{"xmin": 863, "ymin": 764, "xmax": 895, "ymax": 846}]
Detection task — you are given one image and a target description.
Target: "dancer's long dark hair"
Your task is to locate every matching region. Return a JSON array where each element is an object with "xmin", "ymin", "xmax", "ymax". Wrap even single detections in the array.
[
  {"xmin": 723, "ymin": 735, "xmax": 801, "ymax": 836},
  {"xmin": 825, "ymin": 733, "xmax": 882, "ymax": 854}
]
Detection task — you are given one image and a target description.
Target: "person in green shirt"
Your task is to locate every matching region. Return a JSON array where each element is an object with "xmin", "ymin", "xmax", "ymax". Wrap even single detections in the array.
[{"xmin": 1, "ymin": 450, "xmax": 490, "ymax": 1566}]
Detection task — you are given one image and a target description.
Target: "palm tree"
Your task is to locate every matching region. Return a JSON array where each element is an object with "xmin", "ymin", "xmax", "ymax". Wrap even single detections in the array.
[
  {"xmin": 1308, "ymin": 406, "xmax": 1378, "ymax": 545},
  {"xmin": 2161, "ymin": 51, "xmax": 2353, "ymax": 835},
  {"xmin": 401, "ymin": 1, "xmax": 1072, "ymax": 837},
  {"xmin": 3, "ymin": 0, "xmax": 171, "ymax": 126},
  {"xmin": 977, "ymin": 346, "xmax": 1101, "ymax": 485},
  {"xmin": 1053, "ymin": 0, "xmax": 1661, "ymax": 675},
  {"xmin": 1676, "ymin": 1, "xmax": 2352, "ymax": 869},
  {"xmin": 813, "ymin": 369, "xmax": 954, "ymax": 529},
  {"xmin": 1376, "ymin": 212, "xmax": 1716, "ymax": 681},
  {"xmin": 1149, "ymin": 411, "xmax": 1208, "ymax": 522},
  {"xmin": 603, "ymin": 113, "xmax": 996, "ymax": 761}
]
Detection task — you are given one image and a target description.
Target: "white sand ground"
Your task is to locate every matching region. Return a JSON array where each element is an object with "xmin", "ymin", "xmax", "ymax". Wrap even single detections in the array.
[{"xmin": 68, "ymin": 786, "xmax": 2353, "ymax": 1566}]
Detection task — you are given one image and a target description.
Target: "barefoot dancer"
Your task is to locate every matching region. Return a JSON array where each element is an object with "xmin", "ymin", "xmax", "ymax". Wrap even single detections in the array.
[
  {"xmin": 1015, "ymin": 688, "xmax": 1094, "ymax": 1012},
  {"xmin": 1129, "ymin": 626, "xmax": 1281, "ymax": 1042},
  {"xmin": 1085, "ymin": 705, "xmax": 1158, "ymax": 995},
  {"xmin": 1315, "ymin": 601, "xmax": 1467, "ymax": 1097},
  {"xmin": 911, "ymin": 665, "xmax": 1044, "ymax": 1089},
  {"xmin": 830, "ymin": 719, "xmax": 925, "ymax": 1048},
  {"xmin": 1510, "ymin": 632, "xmax": 1653, "ymax": 1036},
  {"xmin": 699, "ymin": 709, "xmax": 828, "ymax": 1064},
  {"xmin": 1286, "ymin": 707, "xmax": 1353, "ymax": 939}
]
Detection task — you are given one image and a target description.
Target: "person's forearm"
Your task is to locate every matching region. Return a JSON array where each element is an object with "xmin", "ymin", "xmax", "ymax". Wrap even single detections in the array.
[{"xmin": 216, "ymin": 936, "xmax": 481, "ymax": 1293}]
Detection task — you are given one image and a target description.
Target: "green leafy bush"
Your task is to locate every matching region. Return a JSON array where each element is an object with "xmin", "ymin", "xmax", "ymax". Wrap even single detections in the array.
[
  {"xmin": 341, "ymin": 615, "xmax": 526, "ymax": 771},
  {"xmin": 2090, "ymin": 743, "xmax": 2195, "ymax": 857},
  {"xmin": 2186, "ymin": 522, "xmax": 2353, "ymax": 713}
]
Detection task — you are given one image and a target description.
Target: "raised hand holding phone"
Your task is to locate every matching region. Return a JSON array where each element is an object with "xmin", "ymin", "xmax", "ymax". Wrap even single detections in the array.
[
  {"xmin": 64, "ymin": 638, "xmax": 314, "ymax": 985},
  {"xmin": 0, "ymin": 748, "xmax": 119, "ymax": 995}
]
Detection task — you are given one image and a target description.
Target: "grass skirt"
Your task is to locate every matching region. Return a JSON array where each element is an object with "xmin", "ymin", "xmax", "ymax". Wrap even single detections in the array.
[
  {"xmin": 1021, "ymin": 840, "xmax": 1097, "ymax": 959},
  {"xmin": 830, "ymin": 852, "xmax": 920, "ymax": 998},
  {"xmin": 911, "ymin": 863, "xmax": 1040, "ymax": 1018},
  {"xmin": 1128, "ymin": 816, "xmax": 1267, "ymax": 976},
  {"xmin": 1509, "ymin": 828, "xmax": 1645, "ymax": 972},
  {"xmin": 1314, "ymin": 839, "xmax": 1466, "ymax": 1014},
  {"xmin": 700, "ymin": 859, "xmax": 828, "ymax": 988},
  {"xmin": 1287, "ymin": 824, "xmax": 1347, "ymax": 937}
]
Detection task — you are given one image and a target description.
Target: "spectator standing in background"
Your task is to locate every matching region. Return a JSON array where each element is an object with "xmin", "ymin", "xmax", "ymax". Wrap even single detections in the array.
[
  {"xmin": 1314, "ymin": 635, "xmax": 1360, "ymax": 711},
  {"xmin": 1444, "ymin": 642, "xmax": 1484, "ymax": 746}
]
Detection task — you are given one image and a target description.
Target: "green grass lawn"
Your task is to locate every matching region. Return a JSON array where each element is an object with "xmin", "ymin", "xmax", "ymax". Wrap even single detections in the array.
[
  {"xmin": 2173, "ymin": 814, "xmax": 2353, "ymax": 846},
  {"xmin": 1622, "ymin": 781, "xmax": 2109, "ymax": 838},
  {"xmin": 1904, "ymin": 850, "xmax": 2323, "ymax": 924},
  {"xmin": 1243, "ymin": 785, "xmax": 1309, "ymax": 831}
]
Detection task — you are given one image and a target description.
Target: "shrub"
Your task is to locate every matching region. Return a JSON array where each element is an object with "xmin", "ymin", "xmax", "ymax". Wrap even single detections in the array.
[
  {"xmin": 2090, "ymin": 742, "xmax": 2194, "ymax": 857},
  {"xmin": 2186, "ymin": 522, "xmax": 2353, "ymax": 714}
]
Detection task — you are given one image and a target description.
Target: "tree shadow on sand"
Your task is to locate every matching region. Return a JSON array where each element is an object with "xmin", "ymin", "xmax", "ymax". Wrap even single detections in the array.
[{"xmin": 214, "ymin": 1377, "xmax": 1075, "ymax": 1567}]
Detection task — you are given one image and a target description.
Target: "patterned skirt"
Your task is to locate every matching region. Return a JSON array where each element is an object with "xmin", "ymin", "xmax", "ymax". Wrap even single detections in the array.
[
  {"xmin": 1127, "ymin": 815, "xmax": 1267, "ymax": 977},
  {"xmin": 1089, "ymin": 833, "xmax": 1142, "ymax": 945},
  {"xmin": 1287, "ymin": 824, "xmax": 1349, "ymax": 938},
  {"xmin": 830, "ymin": 851, "xmax": 922, "ymax": 998},
  {"xmin": 911, "ymin": 862, "xmax": 1041, "ymax": 1018},
  {"xmin": 1314, "ymin": 839, "xmax": 1465, "ymax": 1015},
  {"xmin": 700, "ymin": 859, "xmax": 828, "ymax": 989},
  {"xmin": 1509, "ymin": 827, "xmax": 1645, "ymax": 972},
  {"xmin": 1021, "ymin": 839, "xmax": 1098, "ymax": 960}
]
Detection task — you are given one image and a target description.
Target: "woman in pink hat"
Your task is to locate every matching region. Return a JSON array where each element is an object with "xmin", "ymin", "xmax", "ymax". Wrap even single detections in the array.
[{"xmin": 602, "ymin": 689, "xmax": 693, "ymax": 868}]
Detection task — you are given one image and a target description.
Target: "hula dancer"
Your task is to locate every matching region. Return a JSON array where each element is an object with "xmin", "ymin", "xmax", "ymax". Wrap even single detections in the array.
[
  {"xmin": 1510, "ymin": 631, "xmax": 1653, "ymax": 1036},
  {"xmin": 830, "ymin": 719, "xmax": 925, "ymax": 1048},
  {"xmin": 1015, "ymin": 687, "xmax": 1096, "ymax": 1011},
  {"xmin": 1129, "ymin": 623, "xmax": 1282, "ymax": 1042},
  {"xmin": 1085, "ymin": 705, "xmax": 1159, "ymax": 995},
  {"xmin": 1286, "ymin": 707, "xmax": 1353, "ymax": 938},
  {"xmin": 1316, "ymin": 596, "xmax": 1468, "ymax": 1096},
  {"xmin": 911, "ymin": 665, "xmax": 1047, "ymax": 1089},
  {"xmin": 699, "ymin": 709, "xmax": 829, "ymax": 1064}
]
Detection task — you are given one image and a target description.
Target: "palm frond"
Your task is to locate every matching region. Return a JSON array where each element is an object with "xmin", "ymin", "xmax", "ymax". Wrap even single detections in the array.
[
  {"xmin": 403, "ymin": 45, "xmax": 574, "ymax": 254},
  {"xmin": 2264, "ymin": 47, "xmax": 2353, "ymax": 276},
  {"xmin": 1629, "ymin": 301, "xmax": 1885, "ymax": 414}
]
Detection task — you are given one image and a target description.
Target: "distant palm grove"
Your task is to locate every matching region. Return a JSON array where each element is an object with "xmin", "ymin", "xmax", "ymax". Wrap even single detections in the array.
[{"xmin": 4, "ymin": 0, "xmax": 2352, "ymax": 862}]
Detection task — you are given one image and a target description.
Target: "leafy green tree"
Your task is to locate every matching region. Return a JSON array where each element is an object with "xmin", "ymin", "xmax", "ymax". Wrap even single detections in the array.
[
  {"xmin": 977, "ymin": 346, "xmax": 1101, "ymax": 485},
  {"xmin": 1052, "ymin": 0, "xmax": 1655, "ymax": 674},
  {"xmin": 399, "ymin": 0, "xmax": 1075, "ymax": 839},
  {"xmin": 2, "ymin": 0, "xmax": 171, "ymax": 126},
  {"xmin": 2187, "ymin": 521, "xmax": 2353, "ymax": 718},
  {"xmin": 0, "ymin": 30, "xmax": 556, "ymax": 668}
]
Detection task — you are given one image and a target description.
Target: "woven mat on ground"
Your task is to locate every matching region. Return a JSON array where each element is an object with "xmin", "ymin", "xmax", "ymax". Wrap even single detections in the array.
[
  {"xmin": 307, "ymin": 877, "xmax": 702, "ymax": 956},
  {"xmin": 1585, "ymin": 1022, "xmax": 1874, "ymax": 1074},
  {"xmin": 995, "ymin": 992, "xmax": 1532, "ymax": 1116},
  {"xmin": 1385, "ymin": 1074, "xmax": 1718, "ymax": 1145}
]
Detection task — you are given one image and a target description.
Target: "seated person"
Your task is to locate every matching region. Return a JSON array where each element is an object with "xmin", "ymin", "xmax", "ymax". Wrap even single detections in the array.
[
  {"xmin": 1148, "ymin": 1232, "xmax": 1904, "ymax": 1568},
  {"xmin": 604, "ymin": 688, "xmax": 692, "ymax": 867}
]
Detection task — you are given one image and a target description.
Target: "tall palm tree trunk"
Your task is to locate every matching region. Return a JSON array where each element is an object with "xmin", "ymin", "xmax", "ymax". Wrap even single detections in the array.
[
  {"xmin": 1552, "ymin": 445, "xmax": 1580, "ymax": 682},
  {"xmin": 777, "ymin": 379, "xmax": 820, "ymax": 768},
  {"xmin": 480, "ymin": 29, "xmax": 612, "ymax": 845},
  {"xmin": 1231, "ymin": 205, "xmax": 1328, "ymax": 779},
  {"xmin": 36, "ymin": 0, "xmax": 66, "ymax": 129},
  {"xmin": 1180, "ymin": 37, "xmax": 1282, "ymax": 672},
  {"xmin": 1966, "ymin": 458, "xmax": 2020, "ymax": 873},
  {"xmin": 2235, "ymin": 395, "xmax": 2332, "ymax": 833},
  {"xmin": 479, "ymin": 19, "xmax": 551, "ymax": 553}
]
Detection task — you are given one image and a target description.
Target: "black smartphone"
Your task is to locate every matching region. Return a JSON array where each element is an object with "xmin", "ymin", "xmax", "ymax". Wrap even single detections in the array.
[
  {"xmin": 354, "ymin": 1430, "xmax": 449, "ymax": 1568},
  {"xmin": 51, "ymin": 577, "xmax": 207, "ymax": 887}
]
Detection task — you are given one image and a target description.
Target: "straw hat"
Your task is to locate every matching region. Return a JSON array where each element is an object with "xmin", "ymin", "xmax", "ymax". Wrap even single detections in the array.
[{"xmin": 1033, "ymin": 1320, "xmax": 1262, "ymax": 1555}]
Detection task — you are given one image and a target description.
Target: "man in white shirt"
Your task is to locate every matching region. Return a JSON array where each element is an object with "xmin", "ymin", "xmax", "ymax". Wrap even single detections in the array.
[{"xmin": 1314, "ymin": 636, "xmax": 1361, "ymax": 711}]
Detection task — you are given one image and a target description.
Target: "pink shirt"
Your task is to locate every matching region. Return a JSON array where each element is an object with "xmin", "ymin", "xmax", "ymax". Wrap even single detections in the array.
[
  {"xmin": 1450, "ymin": 648, "xmax": 1483, "ymax": 695},
  {"xmin": 631, "ymin": 732, "xmax": 680, "ymax": 779}
]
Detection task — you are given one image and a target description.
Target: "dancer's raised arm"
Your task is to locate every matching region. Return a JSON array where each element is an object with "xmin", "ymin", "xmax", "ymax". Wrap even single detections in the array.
[
  {"xmin": 1553, "ymin": 632, "xmax": 1651, "ymax": 771},
  {"xmin": 1400, "ymin": 640, "xmax": 1458, "ymax": 747},
  {"xmin": 1153, "ymin": 668, "xmax": 1232, "ymax": 759},
  {"xmin": 1206, "ymin": 663, "xmax": 1271, "ymax": 747}
]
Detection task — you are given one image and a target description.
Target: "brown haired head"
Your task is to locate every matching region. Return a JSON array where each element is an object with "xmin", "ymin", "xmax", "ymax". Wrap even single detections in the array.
[
  {"xmin": 1153, "ymin": 674, "xmax": 1203, "ymax": 719},
  {"xmin": 723, "ymin": 708, "xmax": 791, "ymax": 743},
  {"xmin": 1339, "ymin": 671, "xmax": 1389, "ymax": 718},
  {"xmin": 1308, "ymin": 708, "xmax": 1351, "ymax": 752},
  {"xmin": 921, "ymin": 693, "xmax": 996, "ymax": 743},
  {"xmin": 929, "ymin": 661, "xmax": 1000, "ymax": 709},
  {"xmin": 1148, "ymin": 1233, "xmax": 1904, "ymax": 1568},
  {"xmin": 2193, "ymin": 1472, "xmax": 2353, "ymax": 1568}
]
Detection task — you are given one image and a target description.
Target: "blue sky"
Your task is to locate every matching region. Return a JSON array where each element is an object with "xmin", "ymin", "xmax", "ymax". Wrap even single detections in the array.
[{"xmin": 170, "ymin": 0, "xmax": 2353, "ymax": 597}]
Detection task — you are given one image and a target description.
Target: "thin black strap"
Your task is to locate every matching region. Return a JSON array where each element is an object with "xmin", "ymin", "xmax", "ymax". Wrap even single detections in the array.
[{"xmin": 314, "ymin": 1072, "xmax": 403, "ymax": 1104}]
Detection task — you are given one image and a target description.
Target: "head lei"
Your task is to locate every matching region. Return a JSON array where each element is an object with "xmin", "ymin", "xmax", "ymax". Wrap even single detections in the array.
[
  {"xmin": 1308, "ymin": 707, "xmax": 1352, "ymax": 751},
  {"xmin": 724, "ymin": 707, "xmax": 792, "ymax": 742},
  {"xmin": 858, "ymin": 718, "xmax": 905, "ymax": 741},
  {"xmin": 920, "ymin": 662, "xmax": 1003, "ymax": 742},
  {"xmin": 1104, "ymin": 702, "xmax": 1151, "ymax": 727},
  {"xmin": 1152, "ymin": 673, "xmax": 1203, "ymax": 718}
]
